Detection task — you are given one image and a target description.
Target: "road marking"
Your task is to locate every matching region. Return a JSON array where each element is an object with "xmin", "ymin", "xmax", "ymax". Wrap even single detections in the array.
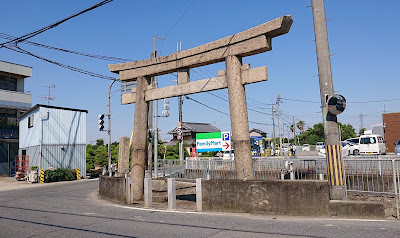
[
  {"xmin": 112, "ymin": 205, "xmax": 388, "ymax": 223},
  {"xmin": 113, "ymin": 205, "xmax": 201, "ymax": 215}
]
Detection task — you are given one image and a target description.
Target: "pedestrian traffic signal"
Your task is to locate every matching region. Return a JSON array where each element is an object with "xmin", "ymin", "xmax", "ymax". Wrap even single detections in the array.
[{"xmin": 98, "ymin": 114, "xmax": 105, "ymax": 131}]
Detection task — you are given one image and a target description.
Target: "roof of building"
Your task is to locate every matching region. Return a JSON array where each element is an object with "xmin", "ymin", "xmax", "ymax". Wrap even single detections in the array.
[
  {"xmin": 19, "ymin": 104, "xmax": 88, "ymax": 119},
  {"xmin": 250, "ymin": 128, "xmax": 267, "ymax": 134},
  {"xmin": 0, "ymin": 60, "xmax": 32, "ymax": 78},
  {"xmin": 168, "ymin": 122, "xmax": 220, "ymax": 134}
]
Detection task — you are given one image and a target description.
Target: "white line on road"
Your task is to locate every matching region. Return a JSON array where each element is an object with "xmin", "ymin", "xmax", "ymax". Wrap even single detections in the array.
[{"xmin": 112, "ymin": 204, "xmax": 389, "ymax": 223}]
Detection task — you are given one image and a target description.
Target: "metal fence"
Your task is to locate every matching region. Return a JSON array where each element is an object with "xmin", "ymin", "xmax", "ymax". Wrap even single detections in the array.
[
  {"xmin": 156, "ymin": 156, "xmax": 400, "ymax": 195},
  {"xmin": 155, "ymin": 156, "xmax": 400, "ymax": 217}
]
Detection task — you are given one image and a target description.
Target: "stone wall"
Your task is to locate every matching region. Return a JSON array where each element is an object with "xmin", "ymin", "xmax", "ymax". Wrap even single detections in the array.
[
  {"xmin": 99, "ymin": 176, "xmax": 126, "ymax": 204},
  {"xmin": 202, "ymin": 180, "xmax": 330, "ymax": 216}
]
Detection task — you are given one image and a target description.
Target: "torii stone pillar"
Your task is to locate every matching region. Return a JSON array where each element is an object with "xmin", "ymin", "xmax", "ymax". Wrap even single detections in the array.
[
  {"xmin": 225, "ymin": 55, "xmax": 253, "ymax": 180},
  {"xmin": 131, "ymin": 76, "xmax": 150, "ymax": 201}
]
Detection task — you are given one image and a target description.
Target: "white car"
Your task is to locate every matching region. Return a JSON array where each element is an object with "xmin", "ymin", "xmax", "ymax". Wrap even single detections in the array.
[
  {"xmin": 345, "ymin": 141, "xmax": 360, "ymax": 155},
  {"xmin": 302, "ymin": 144, "xmax": 310, "ymax": 151},
  {"xmin": 318, "ymin": 142, "xmax": 359, "ymax": 158}
]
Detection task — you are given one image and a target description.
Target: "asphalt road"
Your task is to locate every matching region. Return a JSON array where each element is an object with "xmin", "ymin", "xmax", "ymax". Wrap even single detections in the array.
[{"xmin": 0, "ymin": 179, "xmax": 399, "ymax": 238}]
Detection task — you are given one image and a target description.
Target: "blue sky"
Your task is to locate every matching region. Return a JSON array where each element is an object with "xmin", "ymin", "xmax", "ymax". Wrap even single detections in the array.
[{"xmin": 1, "ymin": 0, "xmax": 399, "ymax": 143}]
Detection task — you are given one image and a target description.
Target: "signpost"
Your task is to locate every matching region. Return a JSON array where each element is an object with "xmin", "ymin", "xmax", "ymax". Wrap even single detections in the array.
[{"xmin": 196, "ymin": 131, "xmax": 231, "ymax": 152}]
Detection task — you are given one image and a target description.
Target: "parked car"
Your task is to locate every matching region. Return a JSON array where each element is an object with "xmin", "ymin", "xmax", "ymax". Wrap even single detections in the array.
[
  {"xmin": 302, "ymin": 144, "xmax": 310, "ymax": 151},
  {"xmin": 343, "ymin": 141, "xmax": 360, "ymax": 155},
  {"xmin": 346, "ymin": 137, "xmax": 360, "ymax": 145},
  {"xmin": 359, "ymin": 134, "xmax": 387, "ymax": 155},
  {"xmin": 316, "ymin": 142, "xmax": 325, "ymax": 151},
  {"xmin": 318, "ymin": 142, "xmax": 355, "ymax": 158},
  {"xmin": 394, "ymin": 139, "xmax": 400, "ymax": 156}
]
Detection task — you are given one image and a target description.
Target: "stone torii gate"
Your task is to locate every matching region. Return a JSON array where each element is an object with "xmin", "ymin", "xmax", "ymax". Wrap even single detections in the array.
[{"xmin": 109, "ymin": 16, "xmax": 293, "ymax": 201}]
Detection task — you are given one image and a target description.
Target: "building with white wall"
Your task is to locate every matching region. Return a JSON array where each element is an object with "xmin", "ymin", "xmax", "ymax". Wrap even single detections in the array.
[
  {"xmin": 0, "ymin": 60, "xmax": 32, "ymax": 175},
  {"xmin": 19, "ymin": 104, "xmax": 87, "ymax": 177}
]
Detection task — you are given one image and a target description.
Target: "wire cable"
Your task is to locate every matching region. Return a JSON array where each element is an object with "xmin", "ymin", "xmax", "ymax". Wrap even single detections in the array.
[
  {"xmin": 0, "ymin": 33, "xmax": 133, "ymax": 62},
  {"xmin": 7, "ymin": 44, "xmax": 116, "ymax": 80},
  {"xmin": 185, "ymin": 95, "xmax": 272, "ymax": 126},
  {"xmin": 0, "ymin": 0, "xmax": 115, "ymax": 48},
  {"xmin": 164, "ymin": 0, "xmax": 196, "ymax": 37}
]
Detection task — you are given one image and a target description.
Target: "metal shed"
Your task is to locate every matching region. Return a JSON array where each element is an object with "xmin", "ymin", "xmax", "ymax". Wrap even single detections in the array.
[{"xmin": 18, "ymin": 104, "xmax": 87, "ymax": 177}]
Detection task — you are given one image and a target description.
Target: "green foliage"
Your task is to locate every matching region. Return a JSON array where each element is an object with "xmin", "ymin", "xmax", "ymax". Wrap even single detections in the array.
[
  {"xmin": 297, "ymin": 123, "xmax": 325, "ymax": 145},
  {"xmin": 96, "ymin": 139, "xmax": 104, "ymax": 147},
  {"xmin": 86, "ymin": 139, "xmax": 119, "ymax": 172},
  {"xmin": 44, "ymin": 168, "xmax": 76, "ymax": 183},
  {"xmin": 359, "ymin": 128, "xmax": 366, "ymax": 136},
  {"xmin": 339, "ymin": 123, "xmax": 357, "ymax": 140},
  {"xmin": 199, "ymin": 151, "xmax": 218, "ymax": 157}
]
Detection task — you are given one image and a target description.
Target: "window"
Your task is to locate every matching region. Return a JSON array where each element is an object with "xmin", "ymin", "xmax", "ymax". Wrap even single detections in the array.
[
  {"xmin": 361, "ymin": 137, "xmax": 376, "ymax": 144},
  {"xmin": 0, "ymin": 75, "xmax": 17, "ymax": 91},
  {"xmin": 28, "ymin": 115, "xmax": 34, "ymax": 128}
]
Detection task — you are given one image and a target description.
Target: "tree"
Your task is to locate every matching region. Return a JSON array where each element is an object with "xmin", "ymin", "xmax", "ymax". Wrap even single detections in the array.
[
  {"xmin": 96, "ymin": 139, "xmax": 104, "ymax": 147},
  {"xmin": 297, "ymin": 123, "xmax": 324, "ymax": 145},
  {"xmin": 339, "ymin": 123, "xmax": 357, "ymax": 140},
  {"xmin": 359, "ymin": 128, "xmax": 366, "ymax": 136}
]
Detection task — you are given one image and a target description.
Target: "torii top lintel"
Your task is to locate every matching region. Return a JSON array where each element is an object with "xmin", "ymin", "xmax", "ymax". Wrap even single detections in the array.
[{"xmin": 108, "ymin": 15, "xmax": 292, "ymax": 81}]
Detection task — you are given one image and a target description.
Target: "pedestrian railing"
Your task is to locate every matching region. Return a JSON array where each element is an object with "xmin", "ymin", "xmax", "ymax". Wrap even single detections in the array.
[
  {"xmin": 156, "ymin": 156, "xmax": 400, "ymax": 196},
  {"xmin": 155, "ymin": 156, "xmax": 400, "ymax": 217}
]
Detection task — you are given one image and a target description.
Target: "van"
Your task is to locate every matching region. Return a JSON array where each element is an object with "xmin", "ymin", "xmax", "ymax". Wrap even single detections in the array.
[{"xmin": 359, "ymin": 134, "xmax": 387, "ymax": 155}]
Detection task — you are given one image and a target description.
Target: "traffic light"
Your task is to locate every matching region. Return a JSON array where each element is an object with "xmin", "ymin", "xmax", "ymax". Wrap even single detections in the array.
[{"xmin": 98, "ymin": 114, "xmax": 105, "ymax": 131}]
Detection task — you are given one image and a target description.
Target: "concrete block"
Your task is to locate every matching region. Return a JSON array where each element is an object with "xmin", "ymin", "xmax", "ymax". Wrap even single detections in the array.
[
  {"xmin": 144, "ymin": 178, "xmax": 152, "ymax": 208},
  {"xmin": 196, "ymin": 178, "xmax": 202, "ymax": 212},
  {"xmin": 202, "ymin": 180, "xmax": 330, "ymax": 216},
  {"xmin": 99, "ymin": 176, "xmax": 126, "ymax": 204},
  {"xmin": 328, "ymin": 200, "xmax": 385, "ymax": 219},
  {"xmin": 117, "ymin": 136, "xmax": 130, "ymax": 176},
  {"xmin": 168, "ymin": 178, "xmax": 176, "ymax": 210}
]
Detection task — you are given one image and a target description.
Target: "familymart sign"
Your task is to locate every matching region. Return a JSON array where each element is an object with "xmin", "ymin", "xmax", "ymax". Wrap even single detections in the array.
[{"xmin": 196, "ymin": 131, "xmax": 231, "ymax": 152}]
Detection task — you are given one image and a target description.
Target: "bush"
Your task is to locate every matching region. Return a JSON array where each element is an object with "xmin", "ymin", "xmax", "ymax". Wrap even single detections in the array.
[{"xmin": 44, "ymin": 168, "xmax": 76, "ymax": 183}]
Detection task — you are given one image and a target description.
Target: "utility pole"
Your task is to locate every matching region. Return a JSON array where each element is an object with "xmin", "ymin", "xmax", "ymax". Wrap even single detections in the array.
[
  {"xmin": 150, "ymin": 35, "xmax": 165, "ymax": 179},
  {"xmin": 153, "ymin": 36, "xmax": 165, "ymax": 179},
  {"xmin": 108, "ymin": 79, "xmax": 117, "ymax": 177},
  {"xmin": 312, "ymin": 0, "xmax": 345, "ymax": 199},
  {"xmin": 293, "ymin": 116, "xmax": 296, "ymax": 146},
  {"xmin": 277, "ymin": 93, "xmax": 282, "ymax": 156},
  {"xmin": 177, "ymin": 42, "xmax": 184, "ymax": 162},
  {"xmin": 272, "ymin": 103, "xmax": 276, "ymax": 155},
  {"xmin": 359, "ymin": 113, "xmax": 364, "ymax": 130}
]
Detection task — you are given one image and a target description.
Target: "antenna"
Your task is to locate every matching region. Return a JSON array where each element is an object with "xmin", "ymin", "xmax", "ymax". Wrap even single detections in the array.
[{"xmin": 41, "ymin": 84, "xmax": 56, "ymax": 105}]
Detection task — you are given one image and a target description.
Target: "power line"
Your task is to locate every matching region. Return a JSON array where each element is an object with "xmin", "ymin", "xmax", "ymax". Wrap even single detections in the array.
[
  {"xmin": 7, "ymin": 44, "xmax": 116, "ymax": 80},
  {"xmin": 164, "ymin": 0, "xmax": 196, "ymax": 37},
  {"xmin": 0, "ymin": 0, "xmax": 115, "ymax": 48},
  {"xmin": 185, "ymin": 95, "xmax": 272, "ymax": 126},
  {"xmin": 0, "ymin": 33, "xmax": 134, "ymax": 62},
  {"xmin": 281, "ymin": 96, "xmax": 400, "ymax": 104}
]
